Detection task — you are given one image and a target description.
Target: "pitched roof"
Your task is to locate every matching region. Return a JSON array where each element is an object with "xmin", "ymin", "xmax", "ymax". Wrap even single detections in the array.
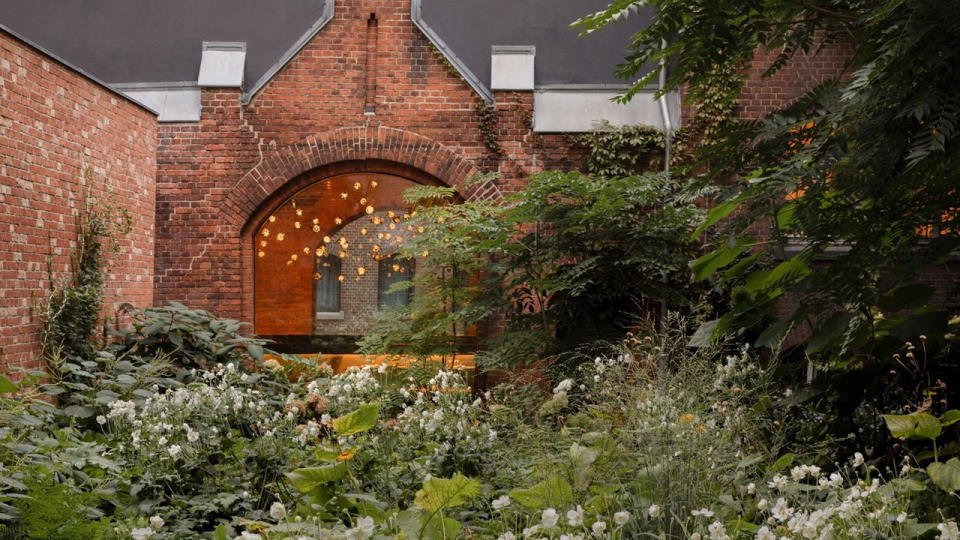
[
  {"xmin": 417, "ymin": 0, "xmax": 653, "ymax": 93},
  {"xmin": 0, "ymin": 0, "xmax": 650, "ymax": 101},
  {"xmin": 0, "ymin": 0, "xmax": 330, "ymax": 91}
]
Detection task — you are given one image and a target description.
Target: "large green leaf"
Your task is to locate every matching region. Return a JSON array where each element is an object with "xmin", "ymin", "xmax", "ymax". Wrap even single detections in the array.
[
  {"xmin": 0, "ymin": 375, "xmax": 17, "ymax": 394},
  {"xmin": 414, "ymin": 473, "xmax": 481, "ymax": 513},
  {"xmin": 286, "ymin": 463, "xmax": 348, "ymax": 493},
  {"xmin": 690, "ymin": 243, "xmax": 747, "ymax": 282},
  {"xmin": 509, "ymin": 476, "xmax": 574, "ymax": 509},
  {"xmin": 941, "ymin": 410, "xmax": 960, "ymax": 427},
  {"xmin": 927, "ymin": 458, "xmax": 960, "ymax": 492},
  {"xmin": 883, "ymin": 412, "xmax": 942, "ymax": 441},
  {"xmin": 692, "ymin": 196, "xmax": 743, "ymax": 239},
  {"xmin": 333, "ymin": 403, "xmax": 380, "ymax": 436}
]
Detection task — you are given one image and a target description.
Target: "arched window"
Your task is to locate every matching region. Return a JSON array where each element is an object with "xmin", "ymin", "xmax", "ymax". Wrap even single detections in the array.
[
  {"xmin": 314, "ymin": 255, "xmax": 342, "ymax": 313},
  {"xmin": 378, "ymin": 254, "xmax": 415, "ymax": 308}
]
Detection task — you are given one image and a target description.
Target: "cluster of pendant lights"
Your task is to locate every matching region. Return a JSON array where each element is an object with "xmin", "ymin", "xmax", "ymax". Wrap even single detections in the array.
[{"xmin": 257, "ymin": 180, "xmax": 427, "ymax": 282}]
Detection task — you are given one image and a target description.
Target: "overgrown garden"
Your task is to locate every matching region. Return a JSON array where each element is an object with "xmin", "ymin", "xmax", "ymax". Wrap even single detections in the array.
[{"xmin": 3, "ymin": 0, "xmax": 960, "ymax": 538}]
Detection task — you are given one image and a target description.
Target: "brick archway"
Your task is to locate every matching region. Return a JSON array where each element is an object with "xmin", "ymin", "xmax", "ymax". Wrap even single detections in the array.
[
  {"xmin": 224, "ymin": 126, "xmax": 492, "ymax": 230},
  {"xmin": 232, "ymin": 126, "xmax": 494, "ymax": 328}
]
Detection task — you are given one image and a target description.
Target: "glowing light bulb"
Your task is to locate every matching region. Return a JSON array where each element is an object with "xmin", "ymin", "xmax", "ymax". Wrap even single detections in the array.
[
  {"xmin": 365, "ymin": 206, "xmax": 375, "ymax": 215},
  {"xmin": 353, "ymin": 182, "xmax": 361, "ymax": 190},
  {"xmin": 269, "ymin": 215, "xmax": 276, "ymax": 223},
  {"xmin": 260, "ymin": 240, "xmax": 267, "ymax": 247},
  {"xmin": 392, "ymin": 264, "xmax": 400, "ymax": 272},
  {"xmin": 360, "ymin": 228, "xmax": 368, "ymax": 235},
  {"xmin": 417, "ymin": 226, "xmax": 424, "ymax": 233},
  {"xmin": 340, "ymin": 192, "xmax": 348, "ymax": 199},
  {"xmin": 422, "ymin": 250, "xmax": 429, "ymax": 257},
  {"xmin": 387, "ymin": 211, "xmax": 395, "ymax": 218},
  {"xmin": 338, "ymin": 251, "xmax": 347, "ymax": 258},
  {"xmin": 377, "ymin": 233, "xmax": 384, "ymax": 239},
  {"xmin": 258, "ymin": 251, "xmax": 265, "ymax": 258},
  {"xmin": 357, "ymin": 267, "xmax": 366, "ymax": 276},
  {"xmin": 312, "ymin": 218, "xmax": 319, "ymax": 225},
  {"xmin": 286, "ymin": 260, "xmax": 293, "ymax": 266},
  {"xmin": 315, "ymin": 247, "xmax": 325, "ymax": 257},
  {"xmin": 314, "ymin": 272, "xmax": 323, "ymax": 280},
  {"xmin": 372, "ymin": 245, "xmax": 381, "ymax": 252},
  {"xmin": 262, "ymin": 228, "xmax": 270, "ymax": 237},
  {"xmin": 338, "ymin": 274, "xmax": 345, "ymax": 282},
  {"xmin": 371, "ymin": 180, "xmax": 379, "ymax": 188},
  {"xmin": 294, "ymin": 222, "xmax": 301, "ymax": 229},
  {"xmin": 388, "ymin": 223, "xmax": 396, "ymax": 230},
  {"xmin": 303, "ymin": 247, "xmax": 310, "ymax": 254},
  {"xmin": 323, "ymin": 236, "xmax": 331, "ymax": 244},
  {"xmin": 277, "ymin": 233, "xmax": 285, "ymax": 241},
  {"xmin": 334, "ymin": 217, "xmax": 343, "ymax": 225},
  {"xmin": 296, "ymin": 208, "xmax": 303, "ymax": 216},
  {"xmin": 291, "ymin": 254, "xmax": 298, "ymax": 261},
  {"xmin": 360, "ymin": 198, "xmax": 367, "ymax": 205},
  {"xmin": 312, "ymin": 225, "xmax": 321, "ymax": 232}
]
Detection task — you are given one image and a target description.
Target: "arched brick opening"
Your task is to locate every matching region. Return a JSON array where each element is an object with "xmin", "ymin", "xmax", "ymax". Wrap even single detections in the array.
[
  {"xmin": 224, "ymin": 125, "xmax": 492, "ymax": 233},
  {"xmin": 232, "ymin": 126, "xmax": 492, "ymax": 335}
]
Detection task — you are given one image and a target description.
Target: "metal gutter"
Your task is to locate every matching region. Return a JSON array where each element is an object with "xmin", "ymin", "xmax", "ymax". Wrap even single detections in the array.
[
  {"xmin": 0, "ymin": 24, "xmax": 159, "ymax": 116},
  {"xmin": 410, "ymin": 0, "xmax": 493, "ymax": 103},
  {"xmin": 241, "ymin": 0, "xmax": 336, "ymax": 105}
]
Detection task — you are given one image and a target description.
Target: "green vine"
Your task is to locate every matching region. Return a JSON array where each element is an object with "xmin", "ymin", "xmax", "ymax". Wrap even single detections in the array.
[
  {"xmin": 570, "ymin": 123, "xmax": 692, "ymax": 177},
  {"xmin": 475, "ymin": 100, "xmax": 503, "ymax": 156},
  {"xmin": 38, "ymin": 170, "xmax": 131, "ymax": 370}
]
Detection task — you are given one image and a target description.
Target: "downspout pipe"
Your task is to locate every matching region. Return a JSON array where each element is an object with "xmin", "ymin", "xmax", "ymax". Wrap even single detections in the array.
[
  {"xmin": 657, "ymin": 39, "xmax": 673, "ymax": 376},
  {"xmin": 657, "ymin": 38, "xmax": 673, "ymax": 175}
]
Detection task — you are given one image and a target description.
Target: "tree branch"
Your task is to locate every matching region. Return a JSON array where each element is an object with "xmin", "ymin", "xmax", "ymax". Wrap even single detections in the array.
[{"xmin": 786, "ymin": 0, "xmax": 858, "ymax": 21}]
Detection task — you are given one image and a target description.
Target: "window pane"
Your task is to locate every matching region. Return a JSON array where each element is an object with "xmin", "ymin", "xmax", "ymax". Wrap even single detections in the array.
[
  {"xmin": 315, "ymin": 255, "xmax": 341, "ymax": 312},
  {"xmin": 378, "ymin": 255, "xmax": 414, "ymax": 308}
]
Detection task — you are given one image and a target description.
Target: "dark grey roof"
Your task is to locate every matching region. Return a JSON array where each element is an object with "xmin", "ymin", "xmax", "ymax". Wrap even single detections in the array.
[
  {"xmin": 0, "ymin": 0, "xmax": 649, "ymax": 100},
  {"xmin": 0, "ymin": 0, "xmax": 329, "ymax": 91},
  {"xmin": 418, "ymin": 0, "xmax": 653, "ymax": 89}
]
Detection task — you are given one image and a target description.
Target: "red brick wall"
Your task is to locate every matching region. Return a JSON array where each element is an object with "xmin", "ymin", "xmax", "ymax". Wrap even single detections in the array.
[
  {"xmin": 0, "ymin": 30, "xmax": 157, "ymax": 371},
  {"xmin": 154, "ymin": 0, "xmax": 581, "ymax": 334},
  {"xmin": 739, "ymin": 37, "xmax": 853, "ymax": 119}
]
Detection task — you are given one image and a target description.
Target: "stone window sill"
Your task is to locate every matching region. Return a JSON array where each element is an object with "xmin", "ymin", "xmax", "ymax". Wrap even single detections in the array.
[{"xmin": 316, "ymin": 311, "xmax": 345, "ymax": 320}]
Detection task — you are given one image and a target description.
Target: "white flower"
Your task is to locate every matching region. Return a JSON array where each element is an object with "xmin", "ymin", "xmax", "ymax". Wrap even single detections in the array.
[
  {"xmin": 497, "ymin": 533, "xmax": 517, "ymax": 540},
  {"xmin": 746, "ymin": 482, "xmax": 756, "ymax": 495},
  {"xmin": 768, "ymin": 475, "xmax": 787, "ymax": 490},
  {"xmin": 708, "ymin": 521, "xmax": 729, "ymax": 540},
  {"xmin": 756, "ymin": 526, "xmax": 776, "ymax": 540},
  {"xmin": 269, "ymin": 501, "xmax": 287, "ymax": 520},
  {"xmin": 757, "ymin": 498, "xmax": 768, "ymax": 511},
  {"xmin": 560, "ymin": 535, "xmax": 584, "ymax": 540},
  {"xmin": 692, "ymin": 508, "xmax": 715, "ymax": 518},
  {"xmin": 591, "ymin": 521, "xmax": 606, "ymax": 535},
  {"xmin": 522, "ymin": 525, "xmax": 541, "ymax": 537},
  {"xmin": 346, "ymin": 516, "xmax": 375, "ymax": 540},
  {"xmin": 541, "ymin": 508, "xmax": 559, "ymax": 529},
  {"xmin": 566, "ymin": 505, "xmax": 584, "ymax": 527},
  {"xmin": 553, "ymin": 379, "xmax": 575, "ymax": 395},
  {"xmin": 939, "ymin": 521, "xmax": 960, "ymax": 540},
  {"xmin": 492, "ymin": 495, "xmax": 511, "ymax": 511},
  {"xmin": 96, "ymin": 415, "xmax": 107, "ymax": 425},
  {"xmin": 234, "ymin": 533, "xmax": 261, "ymax": 540},
  {"xmin": 617, "ymin": 509, "xmax": 633, "ymax": 523},
  {"xmin": 168, "ymin": 445, "xmax": 182, "ymax": 458},
  {"xmin": 149, "ymin": 515, "xmax": 164, "ymax": 529},
  {"xmin": 131, "ymin": 528, "xmax": 154, "ymax": 540},
  {"xmin": 896, "ymin": 512, "xmax": 908, "ymax": 523},
  {"xmin": 852, "ymin": 452, "xmax": 865, "ymax": 467}
]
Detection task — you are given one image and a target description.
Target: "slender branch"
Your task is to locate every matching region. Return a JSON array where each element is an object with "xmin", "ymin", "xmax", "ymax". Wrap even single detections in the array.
[{"xmin": 786, "ymin": 0, "xmax": 858, "ymax": 21}]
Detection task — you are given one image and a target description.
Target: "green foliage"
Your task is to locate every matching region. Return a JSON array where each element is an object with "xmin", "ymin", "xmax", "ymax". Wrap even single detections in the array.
[
  {"xmin": 361, "ymin": 171, "xmax": 708, "ymax": 368},
  {"xmin": 332, "ymin": 402, "xmax": 380, "ymax": 436},
  {"xmin": 582, "ymin": 0, "xmax": 960, "ymax": 451},
  {"xmin": 39, "ymin": 171, "xmax": 131, "ymax": 365},
  {"xmin": 0, "ymin": 470, "xmax": 113, "ymax": 540},
  {"xmin": 414, "ymin": 473, "xmax": 481, "ymax": 513},
  {"xmin": 108, "ymin": 301, "xmax": 269, "ymax": 369}
]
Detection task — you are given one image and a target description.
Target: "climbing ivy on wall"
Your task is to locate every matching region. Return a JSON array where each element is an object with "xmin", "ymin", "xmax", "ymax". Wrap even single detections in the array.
[{"xmin": 38, "ymin": 171, "xmax": 131, "ymax": 368}]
